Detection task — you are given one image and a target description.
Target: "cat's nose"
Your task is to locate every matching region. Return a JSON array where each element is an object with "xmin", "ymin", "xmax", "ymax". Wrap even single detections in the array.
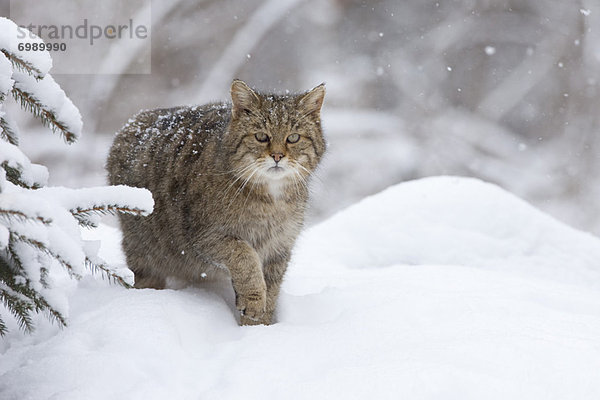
[{"xmin": 271, "ymin": 153, "xmax": 285, "ymax": 163}]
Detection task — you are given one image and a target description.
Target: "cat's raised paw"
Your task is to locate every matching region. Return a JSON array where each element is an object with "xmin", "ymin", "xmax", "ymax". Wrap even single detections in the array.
[{"xmin": 236, "ymin": 291, "xmax": 266, "ymax": 325}]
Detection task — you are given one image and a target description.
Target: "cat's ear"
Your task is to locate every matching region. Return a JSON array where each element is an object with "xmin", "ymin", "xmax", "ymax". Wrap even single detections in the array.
[
  {"xmin": 231, "ymin": 79, "xmax": 260, "ymax": 118},
  {"xmin": 298, "ymin": 83, "xmax": 325, "ymax": 117}
]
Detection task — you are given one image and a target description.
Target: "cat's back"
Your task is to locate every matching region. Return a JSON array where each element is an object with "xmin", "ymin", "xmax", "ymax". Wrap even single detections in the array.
[{"xmin": 107, "ymin": 103, "xmax": 231, "ymax": 188}]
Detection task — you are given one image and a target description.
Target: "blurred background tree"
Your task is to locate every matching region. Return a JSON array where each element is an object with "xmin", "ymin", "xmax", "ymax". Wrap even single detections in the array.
[{"xmin": 3, "ymin": 0, "xmax": 600, "ymax": 233}]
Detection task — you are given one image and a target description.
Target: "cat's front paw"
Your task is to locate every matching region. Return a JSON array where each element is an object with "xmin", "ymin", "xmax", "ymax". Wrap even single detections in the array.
[{"xmin": 236, "ymin": 291, "xmax": 266, "ymax": 325}]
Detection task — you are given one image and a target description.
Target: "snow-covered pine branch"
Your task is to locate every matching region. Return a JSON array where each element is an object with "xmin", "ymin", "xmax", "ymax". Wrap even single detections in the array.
[
  {"xmin": 0, "ymin": 51, "xmax": 18, "ymax": 146},
  {"xmin": 0, "ymin": 169, "xmax": 153, "ymax": 335},
  {"xmin": 39, "ymin": 185, "xmax": 154, "ymax": 228},
  {"xmin": 10, "ymin": 71, "xmax": 82, "ymax": 143},
  {"xmin": 0, "ymin": 18, "xmax": 51, "ymax": 80},
  {"xmin": 0, "ymin": 106, "xmax": 19, "ymax": 146},
  {"xmin": 0, "ymin": 16, "xmax": 154, "ymax": 336},
  {"xmin": 0, "ymin": 17, "xmax": 81, "ymax": 144},
  {"xmin": 0, "ymin": 49, "xmax": 45, "ymax": 80},
  {"xmin": 0, "ymin": 260, "xmax": 67, "ymax": 334},
  {"xmin": 84, "ymin": 255, "xmax": 132, "ymax": 289},
  {"xmin": 0, "ymin": 208, "xmax": 52, "ymax": 225},
  {"xmin": 0, "ymin": 139, "xmax": 48, "ymax": 188}
]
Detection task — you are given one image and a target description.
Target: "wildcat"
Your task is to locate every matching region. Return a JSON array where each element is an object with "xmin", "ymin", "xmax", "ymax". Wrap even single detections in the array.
[{"xmin": 106, "ymin": 80, "xmax": 326, "ymax": 325}]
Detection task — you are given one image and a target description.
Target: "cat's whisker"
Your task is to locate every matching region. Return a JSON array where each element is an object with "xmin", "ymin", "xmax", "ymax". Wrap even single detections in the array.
[
  {"xmin": 228, "ymin": 163, "xmax": 255, "ymax": 178},
  {"xmin": 231, "ymin": 164, "xmax": 261, "ymax": 202},
  {"xmin": 223, "ymin": 161, "xmax": 260, "ymax": 197},
  {"xmin": 291, "ymin": 174, "xmax": 301, "ymax": 199},
  {"xmin": 225, "ymin": 168, "xmax": 255, "ymax": 209},
  {"xmin": 224, "ymin": 164, "xmax": 262, "ymax": 225},
  {"xmin": 209, "ymin": 161, "xmax": 258, "ymax": 176},
  {"xmin": 294, "ymin": 162, "xmax": 320, "ymax": 183},
  {"xmin": 291, "ymin": 165, "xmax": 308, "ymax": 186},
  {"xmin": 231, "ymin": 161, "xmax": 260, "ymax": 181},
  {"xmin": 297, "ymin": 166, "xmax": 311, "ymax": 179},
  {"xmin": 290, "ymin": 169, "xmax": 306, "ymax": 198},
  {"xmin": 241, "ymin": 175, "xmax": 261, "ymax": 210}
]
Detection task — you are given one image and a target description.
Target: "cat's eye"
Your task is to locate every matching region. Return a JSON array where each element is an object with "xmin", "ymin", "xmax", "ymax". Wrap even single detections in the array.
[
  {"xmin": 287, "ymin": 133, "xmax": 300, "ymax": 143},
  {"xmin": 255, "ymin": 133, "xmax": 269, "ymax": 143}
]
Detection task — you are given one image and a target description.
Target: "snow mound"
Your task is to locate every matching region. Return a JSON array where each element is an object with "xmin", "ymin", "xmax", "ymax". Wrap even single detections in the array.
[
  {"xmin": 293, "ymin": 176, "xmax": 600, "ymax": 288},
  {"xmin": 1, "ymin": 176, "xmax": 599, "ymax": 400}
]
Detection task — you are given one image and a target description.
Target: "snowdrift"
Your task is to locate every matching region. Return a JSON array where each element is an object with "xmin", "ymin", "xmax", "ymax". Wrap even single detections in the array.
[{"xmin": 1, "ymin": 176, "xmax": 600, "ymax": 399}]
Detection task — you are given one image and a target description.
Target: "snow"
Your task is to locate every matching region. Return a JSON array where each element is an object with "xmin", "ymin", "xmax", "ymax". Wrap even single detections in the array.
[
  {"xmin": 1, "ymin": 176, "xmax": 600, "ymax": 399},
  {"xmin": 0, "ymin": 53, "xmax": 14, "ymax": 97},
  {"xmin": 1, "ymin": 16, "xmax": 82, "ymax": 144},
  {"xmin": 0, "ymin": 17, "xmax": 52, "ymax": 78},
  {"xmin": 0, "ymin": 139, "xmax": 48, "ymax": 188},
  {"xmin": 0, "ymin": 168, "xmax": 154, "ymax": 319},
  {"xmin": 39, "ymin": 185, "xmax": 154, "ymax": 217},
  {"xmin": 295, "ymin": 176, "xmax": 600, "ymax": 288},
  {"xmin": 1, "ymin": 24, "xmax": 154, "ymax": 338},
  {"xmin": 0, "ymin": 224, "xmax": 8, "ymax": 249},
  {"xmin": 12, "ymin": 71, "xmax": 83, "ymax": 141},
  {"xmin": 0, "ymin": 176, "xmax": 88, "ymax": 291}
]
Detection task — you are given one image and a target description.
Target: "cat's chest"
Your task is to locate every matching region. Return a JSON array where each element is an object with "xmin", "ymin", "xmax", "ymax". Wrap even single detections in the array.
[{"xmin": 235, "ymin": 200, "xmax": 302, "ymax": 259}]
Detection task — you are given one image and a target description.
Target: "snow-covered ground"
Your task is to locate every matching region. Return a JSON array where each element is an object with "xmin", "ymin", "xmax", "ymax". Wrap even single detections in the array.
[{"xmin": 1, "ymin": 176, "xmax": 600, "ymax": 399}]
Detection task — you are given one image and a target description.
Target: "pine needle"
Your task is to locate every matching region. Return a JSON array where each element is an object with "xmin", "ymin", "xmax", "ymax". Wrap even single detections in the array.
[
  {"xmin": 11, "ymin": 87, "xmax": 77, "ymax": 144},
  {"xmin": 10, "ymin": 233, "xmax": 82, "ymax": 280},
  {"xmin": 0, "ymin": 257, "xmax": 35, "ymax": 333},
  {"xmin": 70, "ymin": 204, "xmax": 149, "ymax": 227},
  {"xmin": 0, "ymin": 49, "xmax": 44, "ymax": 79},
  {"xmin": 85, "ymin": 256, "xmax": 132, "ymax": 289},
  {"xmin": 0, "ymin": 115, "xmax": 19, "ymax": 146},
  {"xmin": 1, "ymin": 161, "xmax": 33, "ymax": 189},
  {"xmin": 0, "ymin": 256, "xmax": 67, "ymax": 335},
  {"xmin": 0, "ymin": 208, "xmax": 52, "ymax": 225},
  {"xmin": 0, "ymin": 286, "xmax": 35, "ymax": 333}
]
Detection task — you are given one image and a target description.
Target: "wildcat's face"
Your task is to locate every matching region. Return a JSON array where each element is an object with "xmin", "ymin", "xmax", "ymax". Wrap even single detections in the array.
[{"xmin": 226, "ymin": 80, "xmax": 326, "ymax": 192}]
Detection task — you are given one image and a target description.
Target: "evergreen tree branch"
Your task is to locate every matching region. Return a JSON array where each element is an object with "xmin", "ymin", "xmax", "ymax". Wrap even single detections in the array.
[
  {"xmin": 10, "ymin": 87, "xmax": 77, "ymax": 143},
  {"xmin": 1, "ymin": 161, "xmax": 40, "ymax": 189},
  {"xmin": 0, "ymin": 113, "xmax": 19, "ymax": 146},
  {"xmin": 5, "ymin": 231, "xmax": 49, "ymax": 288},
  {"xmin": 74, "ymin": 217, "xmax": 99, "ymax": 229},
  {"xmin": 33, "ymin": 291, "xmax": 67, "ymax": 328},
  {"xmin": 0, "ymin": 256, "xmax": 35, "ymax": 333},
  {"xmin": 0, "ymin": 285, "xmax": 35, "ymax": 333},
  {"xmin": 11, "ymin": 232, "xmax": 82, "ymax": 280},
  {"xmin": 0, "ymin": 49, "xmax": 44, "ymax": 79},
  {"xmin": 0, "ymin": 208, "xmax": 52, "ymax": 225},
  {"xmin": 2, "ymin": 161, "xmax": 30, "ymax": 189},
  {"xmin": 0, "ymin": 313, "xmax": 6, "ymax": 336},
  {"xmin": 6, "ymin": 235, "xmax": 24, "ymax": 275},
  {"xmin": 1, "ymin": 255, "xmax": 67, "ymax": 335},
  {"xmin": 70, "ymin": 204, "xmax": 150, "ymax": 227},
  {"xmin": 85, "ymin": 256, "xmax": 132, "ymax": 289},
  {"xmin": 0, "ymin": 17, "xmax": 118, "ymax": 336}
]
